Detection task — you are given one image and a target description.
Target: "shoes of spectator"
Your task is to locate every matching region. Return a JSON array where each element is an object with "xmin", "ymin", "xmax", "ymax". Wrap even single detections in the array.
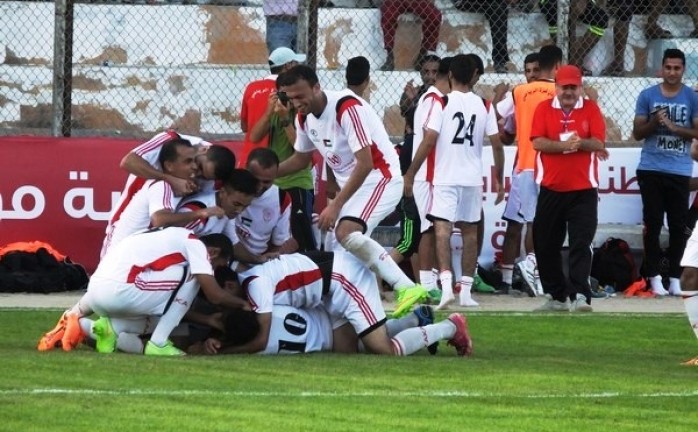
[
  {"xmin": 93, "ymin": 316, "xmax": 117, "ymax": 354},
  {"xmin": 61, "ymin": 312, "xmax": 85, "ymax": 352},
  {"xmin": 581, "ymin": 67, "xmax": 593, "ymax": 77},
  {"xmin": 494, "ymin": 63, "xmax": 509, "ymax": 74},
  {"xmin": 37, "ymin": 312, "xmax": 68, "ymax": 351},
  {"xmin": 446, "ymin": 313, "xmax": 473, "ymax": 356},
  {"xmin": 601, "ymin": 63, "xmax": 625, "ymax": 77},
  {"xmin": 393, "ymin": 285, "xmax": 428, "ymax": 318},
  {"xmin": 413, "ymin": 305, "xmax": 438, "ymax": 355},
  {"xmin": 426, "ymin": 288, "xmax": 442, "ymax": 304},
  {"xmin": 690, "ymin": 29, "xmax": 698, "ymax": 38},
  {"xmin": 472, "ymin": 273, "xmax": 496, "ymax": 293},
  {"xmin": 144, "ymin": 340, "xmax": 185, "ymax": 356},
  {"xmin": 571, "ymin": 295, "xmax": 593, "ymax": 313},
  {"xmin": 380, "ymin": 52, "xmax": 394, "ymax": 72},
  {"xmin": 515, "ymin": 260, "xmax": 537, "ymax": 297},
  {"xmin": 645, "ymin": 24, "xmax": 673, "ymax": 39},
  {"xmin": 534, "ymin": 299, "xmax": 570, "ymax": 312},
  {"xmin": 682, "ymin": 356, "xmax": 698, "ymax": 366},
  {"xmin": 477, "ymin": 265, "xmax": 502, "ymax": 288}
]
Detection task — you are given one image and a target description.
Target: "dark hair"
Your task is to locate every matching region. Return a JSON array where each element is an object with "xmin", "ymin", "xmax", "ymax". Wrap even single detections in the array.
[
  {"xmin": 464, "ymin": 53, "xmax": 484, "ymax": 75},
  {"xmin": 158, "ymin": 138, "xmax": 192, "ymax": 168},
  {"xmin": 419, "ymin": 54, "xmax": 441, "ymax": 70},
  {"xmin": 537, "ymin": 44, "xmax": 563, "ymax": 71},
  {"xmin": 346, "ymin": 56, "xmax": 370, "ymax": 86},
  {"xmin": 437, "ymin": 57, "xmax": 452, "ymax": 77},
  {"xmin": 662, "ymin": 48, "xmax": 686, "ymax": 65},
  {"xmin": 221, "ymin": 168, "xmax": 259, "ymax": 196},
  {"xmin": 214, "ymin": 266, "xmax": 237, "ymax": 287},
  {"xmin": 199, "ymin": 233, "xmax": 234, "ymax": 260},
  {"xmin": 270, "ymin": 64, "xmax": 284, "ymax": 75},
  {"xmin": 449, "ymin": 54, "xmax": 478, "ymax": 86},
  {"xmin": 524, "ymin": 53, "xmax": 540, "ymax": 65},
  {"xmin": 221, "ymin": 309, "xmax": 260, "ymax": 346},
  {"xmin": 247, "ymin": 147, "xmax": 279, "ymax": 169},
  {"xmin": 205, "ymin": 145, "xmax": 236, "ymax": 181},
  {"xmin": 277, "ymin": 64, "xmax": 319, "ymax": 88}
]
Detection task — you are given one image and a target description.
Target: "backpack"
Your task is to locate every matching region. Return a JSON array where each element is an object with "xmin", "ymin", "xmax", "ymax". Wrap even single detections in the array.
[
  {"xmin": 0, "ymin": 247, "xmax": 89, "ymax": 294},
  {"xmin": 591, "ymin": 238, "xmax": 638, "ymax": 292}
]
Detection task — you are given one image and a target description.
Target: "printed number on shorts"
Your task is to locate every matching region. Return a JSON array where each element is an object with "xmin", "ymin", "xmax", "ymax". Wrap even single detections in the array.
[
  {"xmin": 451, "ymin": 112, "xmax": 475, "ymax": 146},
  {"xmin": 277, "ymin": 312, "xmax": 308, "ymax": 353}
]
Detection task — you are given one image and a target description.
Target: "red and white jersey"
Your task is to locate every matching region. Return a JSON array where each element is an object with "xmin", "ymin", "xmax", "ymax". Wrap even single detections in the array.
[
  {"xmin": 261, "ymin": 305, "xmax": 333, "ymax": 354},
  {"xmin": 102, "ymin": 179, "xmax": 181, "ymax": 256},
  {"xmin": 239, "ymin": 254, "xmax": 324, "ymax": 314},
  {"xmin": 92, "ymin": 227, "xmax": 213, "ymax": 291},
  {"xmin": 432, "ymin": 91, "xmax": 498, "ymax": 186},
  {"xmin": 294, "ymin": 89, "xmax": 401, "ymax": 187},
  {"xmin": 412, "ymin": 86, "xmax": 446, "ymax": 182},
  {"xmin": 177, "ymin": 191, "xmax": 238, "ymax": 241},
  {"xmin": 107, "ymin": 131, "xmax": 211, "ymax": 227},
  {"xmin": 235, "ymin": 185, "xmax": 292, "ymax": 255}
]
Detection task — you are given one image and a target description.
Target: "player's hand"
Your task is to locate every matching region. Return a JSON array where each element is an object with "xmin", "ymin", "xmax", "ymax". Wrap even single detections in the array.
[
  {"xmin": 595, "ymin": 148, "xmax": 610, "ymax": 161},
  {"xmin": 199, "ymin": 206, "xmax": 225, "ymax": 219},
  {"xmin": 203, "ymin": 338, "xmax": 221, "ymax": 355},
  {"xmin": 167, "ymin": 176, "xmax": 197, "ymax": 197},
  {"xmin": 403, "ymin": 173, "xmax": 415, "ymax": 197},
  {"xmin": 259, "ymin": 251, "xmax": 280, "ymax": 263},
  {"xmin": 493, "ymin": 180, "xmax": 505, "ymax": 205},
  {"xmin": 404, "ymin": 80, "xmax": 418, "ymax": 100},
  {"xmin": 318, "ymin": 201, "xmax": 340, "ymax": 231}
]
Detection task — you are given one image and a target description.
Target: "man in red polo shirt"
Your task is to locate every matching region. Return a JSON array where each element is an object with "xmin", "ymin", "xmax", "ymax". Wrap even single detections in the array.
[
  {"xmin": 239, "ymin": 47, "xmax": 306, "ymax": 167},
  {"xmin": 529, "ymin": 65, "xmax": 606, "ymax": 313}
]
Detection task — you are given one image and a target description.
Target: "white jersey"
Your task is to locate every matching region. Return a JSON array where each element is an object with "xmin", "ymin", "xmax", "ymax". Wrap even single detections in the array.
[
  {"xmin": 177, "ymin": 190, "xmax": 238, "ymax": 241},
  {"xmin": 107, "ymin": 131, "xmax": 211, "ymax": 227},
  {"xmin": 294, "ymin": 89, "xmax": 401, "ymax": 187},
  {"xmin": 412, "ymin": 86, "xmax": 446, "ymax": 182},
  {"xmin": 235, "ymin": 185, "xmax": 292, "ymax": 255},
  {"xmin": 432, "ymin": 91, "xmax": 498, "ymax": 186},
  {"xmin": 101, "ymin": 179, "xmax": 181, "ymax": 257},
  {"xmin": 239, "ymin": 253, "xmax": 325, "ymax": 314},
  {"xmin": 93, "ymin": 227, "xmax": 213, "ymax": 290},
  {"xmin": 261, "ymin": 305, "xmax": 333, "ymax": 355}
]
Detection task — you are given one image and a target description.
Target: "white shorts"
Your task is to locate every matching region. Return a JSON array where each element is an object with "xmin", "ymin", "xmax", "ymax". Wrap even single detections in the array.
[
  {"xmin": 338, "ymin": 176, "xmax": 402, "ymax": 236},
  {"xmin": 502, "ymin": 170, "xmax": 538, "ymax": 223},
  {"xmin": 413, "ymin": 180, "xmax": 433, "ymax": 232},
  {"xmin": 323, "ymin": 251, "xmax": 386, "ymax": 337},
  {"xmin": 681, "ymin": 222, "xmax": 698, "ymax": 268},
  {"xmin": 83, "ymin": 275, "xmax": 198, "ymax": 318},
  {"xmin": 428, "ymin": 185, "xmax": 482, "ymax": 223}
]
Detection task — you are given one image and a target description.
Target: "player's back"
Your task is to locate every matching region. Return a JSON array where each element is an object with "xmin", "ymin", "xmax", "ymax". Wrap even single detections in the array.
[
  {"xmin": 261, "ymin": 305, "xmax": 333, "ymax": 354},
  {"xmin": 512, "ymin": 79, "xmax": 556, "ymax": 172}
]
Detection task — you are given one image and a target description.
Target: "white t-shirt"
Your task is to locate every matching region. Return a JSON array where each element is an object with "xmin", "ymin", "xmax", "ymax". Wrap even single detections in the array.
[
  {"xmin": 432, "ymin": 91, "xmax": 498, "ymax": 186},
  {"xmin": 239, "ymin": 253, "xmax": 324, "ymax": 314},
  {"xmin": 294, "ymin": 89, "xmax": 401, "ymax": 187},
  {"xmin": 235, "ymin": 185, "xmax": 292, "ymax": 255},
  {"xmin": 261, "ymin": 305, "xmax": 333, "ymax": 355},
  {"xmin": 412, "ymin": 86, "xmax": 446, "ymax": 182},
  {"xmin": 93, "ymin": 227, "xmax": 213, "ymax": 290}
]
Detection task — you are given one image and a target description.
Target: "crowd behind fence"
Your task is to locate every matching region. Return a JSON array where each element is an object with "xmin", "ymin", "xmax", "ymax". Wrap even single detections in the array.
[{"xmin": 1, "ymin": 0, "xmax": 697, "ymax": 140}]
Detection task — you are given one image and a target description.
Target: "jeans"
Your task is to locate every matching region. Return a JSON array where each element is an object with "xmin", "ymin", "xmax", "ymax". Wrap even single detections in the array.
[{"xmin": 266, "ymin": 16, "xmax": 297, "ymax": 53}]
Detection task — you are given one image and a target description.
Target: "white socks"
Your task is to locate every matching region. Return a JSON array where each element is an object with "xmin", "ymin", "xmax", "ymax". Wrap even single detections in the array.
[
  {"xmin": 668, "ymin": 277, "xmax": 683, "ymax": 296},
  {"xmin": 649, "ymin": 275, "xmax": 669, "ymax": 296},
  {"xmin": 419, "ymin": 270, "xmax": 436, "ymax": 289},
  {"xmin": 437, "ymin": 270, "xmax": 455, "ymax": 310},
  {"xmin": 391, "ymin": 320, "xmax": 456, "ymax": 356},
  {"xmin": 385, "ymin": 313, "xmax": 419, "ymax": 337},
  {"xmin": 341, "ymin": 231, "xmax": 413, "ymax": 288},
  {"xmin": 501, "ymin": 264, "xmax": 514, "ymax": 285},
  {"xmin": 459, "ymin": 276, "xmax": 479, "ymax": 307}
]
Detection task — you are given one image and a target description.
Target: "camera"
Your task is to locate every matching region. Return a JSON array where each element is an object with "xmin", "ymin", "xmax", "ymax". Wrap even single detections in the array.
[{"xmin": 277, "ymin": 91, "xmax": 289, "ymax": 106}]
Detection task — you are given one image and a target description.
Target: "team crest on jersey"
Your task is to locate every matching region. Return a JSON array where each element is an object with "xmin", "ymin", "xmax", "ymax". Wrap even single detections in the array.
[
  {"xmin": 325, "ymin": 151, "xmax": 341, "ymax": 167},
  {"xmin": 263, "ymin": 208, "xmax": 273, "ymax": 222},
  {"xmin": 240, "ymin": 216, "xmax": 252, "ymax": 227},
  {"xmin": 310, "ymin": 129, "xmax": 318, "ymax": 137}
]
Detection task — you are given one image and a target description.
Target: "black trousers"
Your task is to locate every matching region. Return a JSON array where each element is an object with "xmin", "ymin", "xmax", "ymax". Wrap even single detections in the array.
[
  {"xmin": 283, "ymin": 187, "xmax": 317, "ymax": 252},
  {"xmin": 636, "ymin": 169, "xmax": 690, "ymax": 278},
  {"xmin": 533, "ymin": 187, "xmax": 598, "ymax": 303},
  {"xmin": 452, "ymin": 0, "xmax": 510, "ymax": 66}
]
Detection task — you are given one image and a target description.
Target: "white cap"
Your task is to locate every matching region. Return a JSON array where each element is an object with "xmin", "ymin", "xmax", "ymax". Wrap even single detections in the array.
[{"xmin": 268, "ymin": 47, "xmax": 307, "ymax": 67}]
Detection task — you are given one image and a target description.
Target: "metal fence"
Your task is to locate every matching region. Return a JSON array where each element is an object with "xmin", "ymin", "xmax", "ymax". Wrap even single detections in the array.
[{"xmin": 1, "ymin": 0, "xmax": 698, "ymax": 141}]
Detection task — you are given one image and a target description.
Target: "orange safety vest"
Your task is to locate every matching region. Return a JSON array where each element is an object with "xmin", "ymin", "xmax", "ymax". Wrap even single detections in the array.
[{"xmin": 0, "ymin": 241, "xmax": 66, "ymax": 261}]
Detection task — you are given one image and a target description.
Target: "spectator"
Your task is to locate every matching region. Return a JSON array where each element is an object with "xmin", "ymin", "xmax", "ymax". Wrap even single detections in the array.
[
  {"xmin": 264, "ymin": 0, "xmax": 300, "ymax": 53},
  {"xmin": 600, "ymin": 2, "xmax": 634, "ymax": 76},
  {"xmin": 399, "ymin": 54, "xmax": 439, "ymax": 147},
  {"xmin": 494, "ymin": 44, "xmax": 562, "ymax": 296},
  {"xmin": 530, "ymin": 65, "xmax": 606, "ymax": 312},
  {"xmin": 494, "ymin": 52, "xmax": 540, "ymax": 145},
  {"xmin": 632, "ymin": 48, "xmax": 698, "ymax": 296},
  {"xmin": 379, "ymin": 0, "xmax": 442, "ymax": 71},
  {"xmin": 346, "ymin": 56, "xmax": 371, "ymax": 98},
  {"xmin": 276, "ymin": 65, "xmax": 427, "ymax": 317},
  {"xmin": 539, "ymin": 0, "xmax": 608, "ymax": 75},
  {"xmin": 240, "ymin": 46, "xmax": 305, "ymax": 167},
  {"xmin": 451, "ymin": 0, "xmax": 512, "ymax": 73}
]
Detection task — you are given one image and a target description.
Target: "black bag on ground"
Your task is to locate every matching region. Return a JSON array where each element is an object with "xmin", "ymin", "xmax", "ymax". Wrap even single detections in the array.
[
  {"xmin": 591, "ymin": 237, "xmax": 638, "ymax": 292},
  {"xmin": 0, "ymin": 248, "xmax": 89, "ymax": 294}
]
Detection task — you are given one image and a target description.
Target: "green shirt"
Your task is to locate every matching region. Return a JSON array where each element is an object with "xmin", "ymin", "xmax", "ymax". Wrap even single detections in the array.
[{"xmin": 269, "ymin": 113, "xmax": 314, "ymax": 190}]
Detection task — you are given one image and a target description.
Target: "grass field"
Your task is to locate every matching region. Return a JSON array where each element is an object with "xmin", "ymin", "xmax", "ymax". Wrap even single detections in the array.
[{"xmin": 1, "ymin": 309, "xmax": 696, "ymax": 432}]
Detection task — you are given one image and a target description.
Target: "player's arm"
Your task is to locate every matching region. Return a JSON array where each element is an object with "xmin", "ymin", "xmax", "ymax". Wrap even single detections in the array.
[
  {"xmin": 151, "ymin": 206, "xmax": 225, "ymax": 228},
  {"xmin": 277, "ymin": 150, "xmax": 313, "ymax": 178},
  {"xmin": 195, "ymin": 273, "xmax": 249, "ymax": 310},
  {"xmin": 217, "ymin": 312, "xmax": 272, "ymax": 354},
  {"xmin": 121, "ymin": 149, "xmax": 194, "ymax": 197},
  {"xmin": 404, "ymin": 128, "xmax": 438, "ymax": 195},
  {"xmin": 489, "ymin": 133, "xmax": 506, "ymax": 204},
  {"xmin": 233, "ymin": 242, "xmax": 271, "ymax": 266}
]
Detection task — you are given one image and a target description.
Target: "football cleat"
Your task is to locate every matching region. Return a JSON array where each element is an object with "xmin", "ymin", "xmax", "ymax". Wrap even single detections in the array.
[
  {"xmin": 144, "ymin": 340, "xmax": 185, "ymax": 356},
  {"xmin": 61, "ymin": 312, "xmax": 85, "ymax": 352},
  {"xmin": 93, "ymin": 316, "xmax": 117, "ymax": 354},
  {"xmin": 392, "ymin": 285, "xmax": 428, "ymax": 318},
  {"xmin": 37, "ymin": 312, "xmax": 68, "ymax": 351},
  {"xmin": 446, "ymin": 313, "xmax": 473, "ymax": 357}
]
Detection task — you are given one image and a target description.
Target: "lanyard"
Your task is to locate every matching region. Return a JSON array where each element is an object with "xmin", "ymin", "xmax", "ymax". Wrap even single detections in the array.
[{"xmin": 561, "ymin": 109, "xmax": 573, "ymax": 132}]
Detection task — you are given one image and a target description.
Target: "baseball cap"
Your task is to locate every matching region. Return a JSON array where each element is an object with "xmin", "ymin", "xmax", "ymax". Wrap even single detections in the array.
[
  {"xmin": 268, "ymin": 47, "xmax": 306, "ymax": 68},
  {"xmin": 555, "ymin": 65, "xmax": 582, "ymax": 86}
]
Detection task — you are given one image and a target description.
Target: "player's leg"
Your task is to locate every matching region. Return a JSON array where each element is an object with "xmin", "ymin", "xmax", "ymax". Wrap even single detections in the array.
[
  {"xmin": 390, "ymin": 313, "xmax": 473, "ymax": 356},
  {"xmin": 145, "ymin": 278, "xmax": 200, "ymax": 356}
]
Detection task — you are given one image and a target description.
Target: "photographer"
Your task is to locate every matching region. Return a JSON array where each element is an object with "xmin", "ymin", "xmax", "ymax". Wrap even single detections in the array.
[{"xmin": 249, "ymin": 84, "xmax": 317, "ymax": 251}]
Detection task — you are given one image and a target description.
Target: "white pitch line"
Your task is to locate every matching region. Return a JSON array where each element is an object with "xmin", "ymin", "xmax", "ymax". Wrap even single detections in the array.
[{"xmin": 1, "ymin": 389, "xmax": 697, "ymax": 399}]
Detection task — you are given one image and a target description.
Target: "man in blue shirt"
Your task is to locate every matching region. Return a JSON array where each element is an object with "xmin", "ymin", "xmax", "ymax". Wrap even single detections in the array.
[{"xmin": 632, "ymin": 48, "xmax": 698, "ymax": 296}]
